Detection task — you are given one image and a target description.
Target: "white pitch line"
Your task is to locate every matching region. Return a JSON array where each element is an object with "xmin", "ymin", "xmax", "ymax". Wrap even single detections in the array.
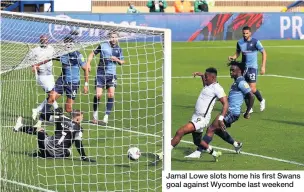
[
  {"xmin": 0, "ymin": 178, "xmax": 55, "ymax": 192},
  {"xmin": 172, "ymin": 45, "xmax": 304, "ymax": 49},
  {"xmin": 85, "ymin": 123, "xmax": 304, "ymax": 167}
]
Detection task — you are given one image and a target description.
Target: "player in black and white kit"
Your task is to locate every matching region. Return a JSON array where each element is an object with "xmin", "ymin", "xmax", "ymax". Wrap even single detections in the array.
[
  {"xmin": 29, "ymin": 35, "xmax": 58, "ymax": 120},
  {"xmin": 13, "ymin": 108, "xmax": 95, "ymax": 162}
]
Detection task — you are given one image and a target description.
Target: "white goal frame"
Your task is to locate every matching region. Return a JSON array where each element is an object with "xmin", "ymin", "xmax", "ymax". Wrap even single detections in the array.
[{"xmin": 0, "ymin": 10, "xmax": 172, "ymax": 191}]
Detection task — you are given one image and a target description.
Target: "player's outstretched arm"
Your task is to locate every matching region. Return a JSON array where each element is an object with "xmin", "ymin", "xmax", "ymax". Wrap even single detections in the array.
[
  {"xmin": 228, "ymin": 43, "xmax": 241, "ymax": 61},
  {"xmin": 74, "ymin": 139, "xmax": 96, "ymax": 162},
  {"xmin": 218, "ymin": 96, "xmax": 229, "ymax": 128},
  {"xmin": 192, "ymin": 72, "xmax": 205, "ymax": 86}
]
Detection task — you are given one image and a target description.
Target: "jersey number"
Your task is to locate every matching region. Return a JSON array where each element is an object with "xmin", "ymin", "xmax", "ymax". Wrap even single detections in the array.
[
  {"xmin": 249, "ymin": 73, "xmax": 256, "ymax": 81},
  {"xmin": 72, "ymin": 90, "xmax": 77, "ymax": 97}
]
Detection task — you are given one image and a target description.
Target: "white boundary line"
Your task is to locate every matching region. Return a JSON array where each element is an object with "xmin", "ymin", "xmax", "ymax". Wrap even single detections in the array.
[
  {"xmin": 0, "ymin": 178, "xmax": 55, "ymax": 192},
  {"xmin": 84, "ymin": 123, "xmax": 304, "ymax": 167}
]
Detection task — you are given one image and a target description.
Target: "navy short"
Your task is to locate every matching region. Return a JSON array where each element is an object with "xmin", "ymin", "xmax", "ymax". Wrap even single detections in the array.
[
  {"xmin": 244, "ymin": 67, "xmax": 257, "ymax": 83},
  {"xmin": 95, "ymin": 74, "xmax": 117, "ymax": 89},
  {"xmin": 54, "ymin": 77, "xmax": 79, "ymax": 100},
  {"xmin": 224, "ymin": 111, "xmax": 240, "ymax": 128}
]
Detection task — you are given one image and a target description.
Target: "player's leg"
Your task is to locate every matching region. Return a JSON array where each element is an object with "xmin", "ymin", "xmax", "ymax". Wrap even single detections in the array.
[
  {"xmin": 103, "ymin": 87, "xmax": 115, "ymax": 124},
  {"xmin": 183, "ymin": 132, "xmax": 204, "ymax": 158},
  {"xmin": 92, "ymin": 75, "xmax": 105, "ymax": 123},
  {"xmin": 186, "ymin": 115, "xmax": 222, "ymax": 160},
  {"xmin": 32, "ymin": 75, "xmax": 58, "ymax": 120},
  {"xmin": 171, "ymin": 122, "xmax": 196, "ymax": 149},
  {"xmin": 102, "ymin": 75, "xmax": 117, "ymax": 124},
  {"xmin": 215, "ymin": 112, "xmax": 243, "ymax": 153},
  {"xmin": 245, "ymin": 68, "xmax": 265, "ymax": 112},
  {"xmin": 35, "ymin": 129, "xmax": 48, "ymax": 158},
  {"xmin": 64, "ymin": 82, "xmax": 79, "ymax": 113}
]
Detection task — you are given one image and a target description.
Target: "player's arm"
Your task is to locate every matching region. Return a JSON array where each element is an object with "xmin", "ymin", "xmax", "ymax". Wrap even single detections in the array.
[
  {"xmin": 111, "ymin": 48, "xmax": 125, "ymax": 65},
  {"xmin": 216, "ymin": 87, "xmax": 229, "ymax": 129},
  {"xmin": 238, "ymin": 81, "xmax": 254, "ymax": 119},
  {"xmin": 74, "ymin": 131, "xmax": 96, "ymax": 162},
  {"xmin": 79, "ymin": 53, "xmax": 89, "ymax": 94},
  {"xmin": 86, "ymin": 45, "xmax": 101, "ymax": 72},
  {"xmin": 192, "ymin": 72, "xmax": 206, "ymax": 86},
  {"xmin": 228, "ymin": 42, "xmax": 241, "ymax": 61},
  {"xmin": 256, "ymin": 40, "xmax": 267, "ymax": 75}
]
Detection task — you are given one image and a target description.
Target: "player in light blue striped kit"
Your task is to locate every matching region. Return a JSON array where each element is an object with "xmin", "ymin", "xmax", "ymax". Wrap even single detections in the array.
[
  {"xmin": 229, "ymin": 26, "xmax": 267, "ymax": 113},
  {"xmin": 86, "ymin": 32, "xmax": 125, "ymax": 124}
]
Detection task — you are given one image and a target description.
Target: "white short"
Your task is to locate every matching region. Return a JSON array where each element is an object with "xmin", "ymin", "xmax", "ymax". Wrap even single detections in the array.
[
  {"xmin": 37, "ymin": 75, "xmax": 55, "ymax": 93},
  {"xmin": 190, "ymin": 114, "xmax": 211, "ymax": 133}
]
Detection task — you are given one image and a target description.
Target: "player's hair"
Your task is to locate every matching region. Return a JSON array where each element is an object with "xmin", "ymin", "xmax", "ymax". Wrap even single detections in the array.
[
  {"xmin": 40, "ymin": 35, "xmax": 48, "ymax": 40},
  {"xmin": 205, "ymin": 67, "xmax": 217, "ymax": 76},
  {"xmin": 228, "ymin": 61, "xmax": 246, "ymax": 74},
  {"xmin": 71, "ymin": 109, "xmax": 83, "ymax": 118},
  {"xmin": 108, "ymin": 31, "xmax": 119, "ymax": 38},
  {"xmin": 242, "ymin": 26, "xmax": 251, "ymax": 32},
  {"xmin": 63, "ymin": 36, "xmax": 74, "ymax": 43}
]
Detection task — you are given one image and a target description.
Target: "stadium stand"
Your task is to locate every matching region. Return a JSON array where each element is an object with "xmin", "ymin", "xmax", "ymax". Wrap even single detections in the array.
[
  {"xmin": 92, "ymin": 0, "xmax": 304, "ymax": 13},
  {"xmin": 1, "ymin": 0, "xmax": 54, "ymax": 12}
]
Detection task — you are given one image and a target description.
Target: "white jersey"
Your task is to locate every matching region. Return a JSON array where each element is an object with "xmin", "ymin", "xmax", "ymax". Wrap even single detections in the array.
[
  {"xmin": 194, "ymin": 82, "xmax": 226, "ymax": 118},
  {"xmin": 28, "ymin": 45, "xmax": 55, "ymax": 76}
]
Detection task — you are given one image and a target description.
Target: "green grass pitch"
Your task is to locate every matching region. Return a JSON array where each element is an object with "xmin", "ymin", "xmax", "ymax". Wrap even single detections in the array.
[
  {"xmin": 171, "ymin": 40, "xmax": 304, "ymax": 170},
  {"xmin": 1, "ymin": 40, "xmax": 304, "ymax": 192}
]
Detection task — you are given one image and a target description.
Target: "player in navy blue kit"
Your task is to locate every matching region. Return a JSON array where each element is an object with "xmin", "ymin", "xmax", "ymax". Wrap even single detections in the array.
[
  {"xmin": 229, "ymin": 26, "xmax": 267, "ymax": 113},
  {"xmin": 44, "ymin": 37, "xmax": 89, "ymax": 112},
  {"xmin": 186, "ymin": 61, "xmax": 255, "ymax": 161},
  {"xmin": 86, "ymin": 32, "xmax": 125, "ymax": 124}
]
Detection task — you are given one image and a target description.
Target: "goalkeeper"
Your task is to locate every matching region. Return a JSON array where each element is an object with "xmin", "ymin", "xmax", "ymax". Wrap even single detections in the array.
[{"xmin": 13, "ymin": 108, "xmax": 95, "ymax": 162}]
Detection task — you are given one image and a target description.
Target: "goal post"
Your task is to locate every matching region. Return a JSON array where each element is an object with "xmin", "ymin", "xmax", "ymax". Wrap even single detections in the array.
[{"xmin": 0, "ymin": 10, "xmax": 171, "ymax": 192}]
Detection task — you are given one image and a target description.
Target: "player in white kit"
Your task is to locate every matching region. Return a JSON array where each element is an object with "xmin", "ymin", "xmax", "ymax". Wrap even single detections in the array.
[
  {"xmin": 30, "ymin": 35, "xmax": 58, "ymax": 120},
  {"xmin": 170, "ymin": 67, "xmax": 228, "ymax": 161}
]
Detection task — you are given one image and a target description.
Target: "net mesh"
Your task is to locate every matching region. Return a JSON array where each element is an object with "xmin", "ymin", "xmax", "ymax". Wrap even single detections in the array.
[{"xmin": 0, "ymin": 11, "xmax": 165, "ymax": 192}]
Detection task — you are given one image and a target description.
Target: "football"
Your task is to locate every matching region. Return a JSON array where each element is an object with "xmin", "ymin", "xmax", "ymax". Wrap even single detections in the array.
[{"xmin": 127, "ymin": 147, "xmax": 141, "ymax": 160}]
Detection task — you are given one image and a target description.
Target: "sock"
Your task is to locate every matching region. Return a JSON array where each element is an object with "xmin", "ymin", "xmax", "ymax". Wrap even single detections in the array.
[
  {"xmin": 191, "ymin": 150, "xmax": 201, "ymax": 156},
  {"xmin": 254, "ymin": 90, "xmax": 263, "ymax": 102},
  {"xmin": 93, "ymin": 111, "xmax": 98, "ymax": 120},
  {"xmin": 245, "ymin": 97, "xmax": 249, "ymax": 108},
  {"xmin": 202, "ymin": 135, "xmax": 213, "ymax": 144},
  {"xmin": 21, "ymin": 126, "xmax": 37, "ymax": 135},
  {"xmin": 233, "ymin": 141, "xmax": 239, "ymax": 147},
  {"xmin": 93, "ymin": 96, "xmax": 100, "ymax": 111},
  {"xmin": 53, "ymin": 101, "xmax": 58, "ymax": 109},
  {"xmin": 41, "ymin": 103, "xmax": 52, "ymax": 115},
  {"xmin": 215, "ymin": 130, "xmax": 235, "ymax": 145},
  {"xmin": 197, "ymin": 146, "xmax": 206, "ymax": 152},
  {"xmin": 106, "ymin": 98, "xmax": 114, "ymax": 115},
  {"xmin": 36, "ymin": 99, "xmax": 47, "ymax": 112}
]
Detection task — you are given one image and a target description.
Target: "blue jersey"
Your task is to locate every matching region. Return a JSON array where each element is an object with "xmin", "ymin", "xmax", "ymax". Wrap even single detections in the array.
[
  {"xmin": 94, "ymin": 42, "xmax": 124, "ymax": 75},
  {"xmin": 59, "ymin": 51, "xmax": 86, "ymax": 83},
  {"xmin": 228, "ymin": 76, "xmax": 251, "ymax": 115},
  {"xmin": 236, "ymin": 38, "xmax": 264, "ymax": 69}
]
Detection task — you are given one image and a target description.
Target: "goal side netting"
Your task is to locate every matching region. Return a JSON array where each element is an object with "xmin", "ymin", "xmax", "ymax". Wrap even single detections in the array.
[{"xmin": 0, "ymin": 11, "xmax": 171, "ymax": 192}]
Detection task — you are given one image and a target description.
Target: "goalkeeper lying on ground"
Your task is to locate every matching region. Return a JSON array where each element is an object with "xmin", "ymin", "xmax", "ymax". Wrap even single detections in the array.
[{"xmin": 13, "ymin": 108, "xmax": 95, "ymax": 162}]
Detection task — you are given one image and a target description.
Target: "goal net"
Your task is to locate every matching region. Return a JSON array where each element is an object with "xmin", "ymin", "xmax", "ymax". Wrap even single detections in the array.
[{"xmin": 0, "ymin": 11, "xmax": 171, "ymax": 192}]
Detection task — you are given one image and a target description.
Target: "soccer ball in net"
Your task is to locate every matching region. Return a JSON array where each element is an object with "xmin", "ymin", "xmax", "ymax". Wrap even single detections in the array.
[{"xmin": 127, "ymin": 147, "xmax": 141, "ymax": 160}]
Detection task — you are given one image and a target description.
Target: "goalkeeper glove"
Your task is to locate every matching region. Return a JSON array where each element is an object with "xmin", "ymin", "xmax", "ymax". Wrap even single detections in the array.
[{"xmin": 81, "ymin": 156, "xmax": 96, "ymax": 163}]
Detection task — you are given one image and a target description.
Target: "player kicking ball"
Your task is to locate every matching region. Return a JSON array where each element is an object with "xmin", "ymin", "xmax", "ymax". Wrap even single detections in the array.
[
  {"xmin": 170, "ymin": 67, "xmax": 229, "ymax": 161},
  {"xmin": 86, "ymin": 32, "xmax": 125, "ymax": 124},
  {"xmin": 186, "ymin": 61, "xmax": 255, "ymax": 160},
  {"xmin": 13, "ymin": 108, "xmax": 95, "ymax": 162},
  {"xmin": 29, "ymin": 35, "xmax": 58, "ymax": 120}
]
